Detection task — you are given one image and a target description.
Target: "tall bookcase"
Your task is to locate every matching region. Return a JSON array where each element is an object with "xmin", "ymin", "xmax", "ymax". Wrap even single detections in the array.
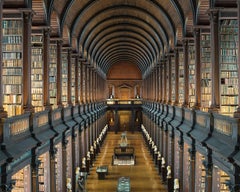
[
  {"xmin": 183, "ymin": 143, "xmax": 190, "ymax": 192},
  {"xmin": 38, "ymin": 153, "xmax": 50, "ymax": 192},
  {"xmin": 12, "ymin": 169, "xmax": 24, "ymax": 192},
  {"xmin": 38, "ymin": 154, "xmax": 45, "ymax": 192},
  {"xmin": 31, "ymin": 33, "xmax": 43, "ymax": 112},
  {"xmin": 212, "ymin": 165, "xmax": 230, "ymax": 192},
  {"xmin": 55, "ymin": 142, "xmax": 63, "ymax": 192},
  {"xmin": 61, "ymin": 50, "xmax": 68, "ymax": 106},
  {"xmin": 78, "ymin": 59, "xmax": 81, "ymax": 102},
  {"xmin": 2, "ymin": 18, "xmax": 23, "ymax": 117},
  {"xmin": 178, "ymin": 48, "xmax": 184, "ymax": 105},
  {"xmin": 66, "ymin": 137, "xmax": 72, "ymax": 179},
  {"xmin": 219, "ymin": 19, "xmax": 238, "ymax": 116},
  {"xmin": 12, "ymin": 165, "xmax": 31, "ymax": 192},
  {"xmin": 195, "ymin": 152, "xmax": 206, "ymax": 192},
  {"xmin": 188, "ymin": 41, "xmax": 196, "ymax": 108},
  {"xmin": 200, "ymin": 29, "xmax": 211, "ymax": 111},
  {"xmin": 174, "ymin": 137, "xmax": 180, "ymax": 179},
  {"xmin": 49, "ymin": 42, "xmax": 57, "ymax": 108},
  {"xmin": 165, "ymin": 59, "xmax": 169, "ymax": 102},
  {"xmin": 71, "ymin": 57, "xmax": 76, "ymax": 105},
  {"xmin": 171, "ymin": 55, "xmax": 176, "ymax": 103}
]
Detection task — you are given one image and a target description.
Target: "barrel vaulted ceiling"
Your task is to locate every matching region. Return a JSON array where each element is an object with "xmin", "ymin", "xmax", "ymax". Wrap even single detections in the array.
[{"xmin": 3, "ymin": 0, "xmax": 238, "ymax": 78}]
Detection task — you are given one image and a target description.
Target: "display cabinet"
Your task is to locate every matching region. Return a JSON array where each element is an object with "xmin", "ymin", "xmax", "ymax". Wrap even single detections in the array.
[
  {"xmin": 219, "ymin": 19, "xmax": 238, "ymax": 116},
  {"xmin": 200, "ymin": 29, "xmax": 211, "ymax": 111},
  {"xmin": 2, "ymin": 18, "xmax": 23, "ymax": 116},
  {"xmin": 31, "ymin": 33, "xmax": 43, "ymax": 112}
]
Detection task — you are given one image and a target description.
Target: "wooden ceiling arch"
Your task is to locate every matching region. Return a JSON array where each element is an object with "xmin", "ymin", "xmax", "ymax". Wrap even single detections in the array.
[{"xmin": 2, "ymin": 0, "xmax": 237, "ymax": 78}]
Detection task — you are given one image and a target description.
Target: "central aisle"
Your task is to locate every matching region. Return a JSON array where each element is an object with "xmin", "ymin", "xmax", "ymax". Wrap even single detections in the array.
[{"xmin": 86, "ymin": 131, "xmax": 168, "ymax": 192}]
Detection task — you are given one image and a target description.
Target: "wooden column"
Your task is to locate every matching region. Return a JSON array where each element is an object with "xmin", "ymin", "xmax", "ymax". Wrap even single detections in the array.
[
  {"xmin": 131, "ymin": 109, "xmax": 135, "ymax": 133},
  {"xmin": 168, "ymin": 55, "xmax": 172, "ymax": 104},
  {"xmin": 170, "ymin": 135, "xmax": 174, "ymax": 177},
  {"xmin": 114, "ymin": 109, "xmax": 119, "ymax": 133},
  {"xmin": 154, "ymin": 67, "xmax": 158, "ymax": 101},
  {"xmin": 75, "ymin": 56, "xmax": 79, "ymax": 105},
  {"xmin": 178, "ymin": 141, "xmax": 184, "ymax": 192},
  {"xmin": 159, "ymin": 63, "xmax": 163, "ymax": 102},
  {"xmin": 93, "ymin": 70, "xmax": 96, "ymax": 102},
  {"xmin": 146, "ymin": 76, "xmax": 149, "ymax": 100},
  {"xmin": 22, "ymin": 11, "xmax": 34, "ymax": 113},
  {"xmin": 154, "ymin": 67, "xmax": 157, "ymax": 101},
  {"xmin": 89, "ymin": 68, "xmax": 93, "ymax": 103},
  {"xmin": 189, "ymin": 148, "xmax": 196, "ymax": 192},
  {"xmin": 31, "ymin": 157, "xmax": 38, "ymax": 192},
  {"xmin": 95, "ymin": 71, "xmax": 98, "ymax": 101},
  {"xmin": 163, "ymin": 59, "xmax": 167, "ymax": 103},
  {"xmin": 50, "ymin": 147, "xmax": 57, "ymax": 192},
  {"xmin": 62, "ymin": 140, "xmax": 67, "ymax": 192},
  {"xmin": 158, "ymin": 65, "xmax": 161, "ymax": 102},
  {"xmin": 83, "ymin": 64, "xmax": 87, "ymax": 104},
  {"xmin": 86, "ymin": 66, "xmax": 90, "ymax": 104},
  {"xmin": 57, "ymin": 40, "xmax": 63, "ymax": 107},
  {"xmin": 0, "ymin": 0, "xmax": 7, "ymax": 118},
  {"xmin": 174, "ymin": 49, "xmax": 179, "ymax": 105},
  {"xmin": 155, "ymin": 65, "xmax": 159, "ymax": 101},
  {"xmin": 43, "ymin": 28, "xmax": 51, "ymax": 110},
  {"xmin": 183, "ymin": 39, "xmax": 189, "ymax": 107},
  {"xmin": 194, "ymin": 27, "xmax": 201, "ymax": 109},
  {"xmin": 147, "ymin": 73, "xmax": 150, "ymax": 100},
  {"xmin": 209, "ymin": 9, "xmax": 220, "ymax": 112},
  {"xmin": 80, "ymin": 61, "xmax": 84, "ymax": 104},
  {"xmin": 163, "ymin": 130, "xmax": 168, "ymax": 163},
  {"xmin": 72, "ymin": 133, "xmax": 77, "ymax": 192},
  {"xmin": 150, "ymin": 72, "xmax": 153, "ymax": 100},
  {"xmin": 205, "ymin": 162, "xmax": 213, "ymax": 192}
]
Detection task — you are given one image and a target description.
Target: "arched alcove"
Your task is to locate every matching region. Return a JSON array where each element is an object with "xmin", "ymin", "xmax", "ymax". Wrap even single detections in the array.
[{"xmin": 107, "ymin": 62, "xmax": 142, "ymax": 100}]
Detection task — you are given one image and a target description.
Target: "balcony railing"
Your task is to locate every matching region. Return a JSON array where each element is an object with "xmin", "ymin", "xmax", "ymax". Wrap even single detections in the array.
[{"xmin": 106, "ymin": 99, "xmax": 142, "ymax": 105}]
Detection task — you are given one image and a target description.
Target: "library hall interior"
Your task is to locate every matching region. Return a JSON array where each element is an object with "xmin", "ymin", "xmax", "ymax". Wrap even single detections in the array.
[{"xmin": 2, "ymin": 0, "xmax": 240, "ymax": 191}]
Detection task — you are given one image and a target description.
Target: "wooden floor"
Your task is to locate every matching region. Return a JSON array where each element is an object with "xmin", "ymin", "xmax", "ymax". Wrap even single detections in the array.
[{"xmin": 85, "ymin": 131, "xmax": 168, "ymax": 192}]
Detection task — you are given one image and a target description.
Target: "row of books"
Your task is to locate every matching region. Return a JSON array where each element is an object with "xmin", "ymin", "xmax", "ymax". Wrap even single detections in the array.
[
  {"xmin": 2, "ymin": 35, "xmax": 22, "ymax": 44},
  {"xmin": 3, "ymin": 94, "xmax": 22, "ymax": 104},
  {"xmin": 2, "ymin": 44, "xmax": 22, "ymax": 51},
  {"xmin": 2, "ymin": 76, "xmax": 22, "ymax": 84},
  {"xmin": 3, "ymin": 84, "xmax": 22, "ymax": 94},
  {"xmin": 2, "ymin": 59, "xmax": 22, "ymax": 67}
]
